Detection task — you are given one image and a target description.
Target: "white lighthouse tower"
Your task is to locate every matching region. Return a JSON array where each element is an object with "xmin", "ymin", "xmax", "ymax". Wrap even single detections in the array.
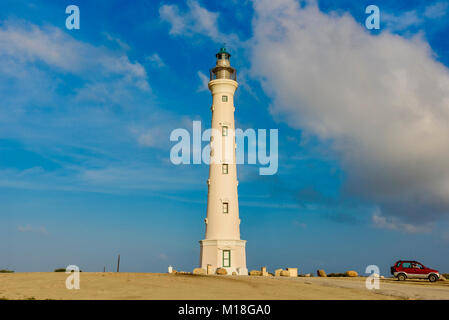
[{"xmin": 199, "ymin": 47, "xmax": 248, "ymax": 275}]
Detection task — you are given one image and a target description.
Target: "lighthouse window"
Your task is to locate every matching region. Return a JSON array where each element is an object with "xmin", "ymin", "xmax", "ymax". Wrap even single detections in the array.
[
  {"xmin": 223, "ymin": 202, "xmax": 229, "ymax": 214},
  {"xmin": 222, "ymin": 126, "xmax": 228, "ymax": 136},
  {"xmin": 222, "ymin": 164, "xmax": 228, "ymax": 174},
  {"xmin": 222, "ymin": 95, "xmax": 228, "ymax": 102},
  {"xmin": 223, "ymin": 250, "xmax": 231, "ymax": 267}
]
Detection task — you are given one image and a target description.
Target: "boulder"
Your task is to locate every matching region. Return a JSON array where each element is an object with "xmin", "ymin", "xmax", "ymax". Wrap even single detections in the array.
[
  {"xmin": 206, "ymin": 264, "xmax": 213, "ymax": 275},
  {"xmin": 287, "ymin": 268, "xmax": 298, "ymax": 277},
  {"xmin": 275, "ymin": 269, "xmax": 283, "ymax": 277},
  {"xmin": 280, "ymin": 270, "xmax": 290, "ymax": 277},
  {"xmin": 317, "ymin": 269, "xmax": 327, "ymax": 277},
  {"xmin": 345, "ymin": 270, "xmax": 358, "ymax": 277},
  {"xmin": 237, "ymin": 267, "xmax": 248, "ymax": 276},
  {"xmin": 193, "ymin": 268, "xmax": 206, "ymax": 275},
  {"xmin": 304, "ymin": 273, "xmax": 311, "ymax": 277},
  {"xmin": 216, "ymin": 268, "xmax": 227, "ymax": 275},
  {"xmin": 261, "ymin": 266, "xmax": 268, "ymax": 276},
  {"xmin": 439, "ymin": 275, "xmax": 447, "ymax": 281},
  {"xmin": 249, "ymin": 270, "xmax": 262, "ymax": 276}
]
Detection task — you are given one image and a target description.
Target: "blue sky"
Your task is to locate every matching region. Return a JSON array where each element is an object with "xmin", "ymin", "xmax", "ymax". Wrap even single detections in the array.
[{"xmin": 1, "ymin": 0, "xmax": 449, "ymax": 275}]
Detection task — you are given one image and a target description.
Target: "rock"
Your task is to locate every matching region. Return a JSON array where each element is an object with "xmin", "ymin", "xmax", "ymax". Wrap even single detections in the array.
[
  {"xmin": 237, "ymin": 267, "xmax": 248, "ymax": 275},
  {"xmin": 439, "ymin": 275, "xmax": 446, "ymax": 281},
  {"xmin": 287, "ymin": 268, "xmax": 298, "ymax": 277},
  {"xmin": 193, "ymin": 268, "xmax": 206, "ymax": 275},
  {"xmin": 280, "ymin": 270, "xmax": 290, "ymax": 277},
  {"xmin": 216, "ymin": 268, "xmax": 227, "ymax": 275},
  {"xmin": 317, "ymin": 269, "xmax": 327, "ymax": 277},
  {"xmin": 232, "ymin": 272, "xmax": 237, "ymax": 276},
  {"xmin": 249, "ymin": 270, "xmax": 262, "ymax": 276},
  {"xmin": 206, "ymin": 264, "xmax": 213, "ymax": 275},
  {"xmin": 261, "ymin": 266, "xmax": 268, "ymax": 276},
  {"xmin": 380, "ymin": 276, "xmax": 385, "ymax": 279},
  {"xmin": 275, "ymin": 269, "xmax": 283, "ymax": 277},
  {"xmin": 304, "ymin": 273, "xmax": 311, "ymax": 277},
  {"xmin": 345, "ymin": 270, "xmax": 358, "ymax": 277}
]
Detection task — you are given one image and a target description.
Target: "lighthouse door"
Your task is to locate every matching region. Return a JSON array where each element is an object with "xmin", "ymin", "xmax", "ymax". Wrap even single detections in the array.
[{"xmin": 222, "ymin": 250, "xmax": 231, "ymax": 267}]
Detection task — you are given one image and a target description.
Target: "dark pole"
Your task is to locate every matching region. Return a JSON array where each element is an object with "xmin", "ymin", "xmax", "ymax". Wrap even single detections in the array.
[
  {"xmin": 117, "ymin": 254, "xmax": 120, "ymax": 272},
  {"xmin": 103, "ymin": 266, "xmax": 105, "ymax": 272}
]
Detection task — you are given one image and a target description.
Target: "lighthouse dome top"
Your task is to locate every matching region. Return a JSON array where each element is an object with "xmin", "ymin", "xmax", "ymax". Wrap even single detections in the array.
[{"xmin": 216, "ymin": 46, "xmax": 231, "ymax": 59}]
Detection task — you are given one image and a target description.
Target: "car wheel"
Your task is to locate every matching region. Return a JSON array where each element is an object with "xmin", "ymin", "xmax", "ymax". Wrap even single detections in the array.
[
  {"xmin": 428, "ymin": 274, "xmax": 437, "ymax": 282},
  {"xmin": 397, "ymin": 273, "xmax": 406, "ymax": 281}
]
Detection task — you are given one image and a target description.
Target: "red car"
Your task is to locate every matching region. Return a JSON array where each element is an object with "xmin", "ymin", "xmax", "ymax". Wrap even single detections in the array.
[{"xmin": 390, "ymin": 260, "xmax": 440, "ymax": 282}]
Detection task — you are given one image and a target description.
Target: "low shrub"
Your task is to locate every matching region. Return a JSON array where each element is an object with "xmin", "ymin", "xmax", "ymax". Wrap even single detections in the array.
[
  {"xmin": 0, "ymin": 269, "xmax": 14, "ymax": 273},
  {"xmin": 327, "ymin": 273, "xmax": 348, "ymax": 277},
  {"xmin": 54, "ymin": 268, "xmax": 82, "ymax": 272}
]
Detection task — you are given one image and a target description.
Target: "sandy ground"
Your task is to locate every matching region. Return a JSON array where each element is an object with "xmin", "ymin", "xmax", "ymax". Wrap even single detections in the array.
[{"xmin": 0, "ymin": 273, "xmax": 448, "ymax": 300}]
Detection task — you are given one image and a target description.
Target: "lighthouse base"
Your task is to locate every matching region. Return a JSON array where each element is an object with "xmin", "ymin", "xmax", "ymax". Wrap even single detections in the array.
[{"xmin": 199, "ymin": 239, "xmax": 247, "ymax": 275}]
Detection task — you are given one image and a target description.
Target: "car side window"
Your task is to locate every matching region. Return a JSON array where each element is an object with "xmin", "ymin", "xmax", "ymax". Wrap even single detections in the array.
[{"xmin": 402, "ymin": 262, "xmax": 411, "ymax": 268}]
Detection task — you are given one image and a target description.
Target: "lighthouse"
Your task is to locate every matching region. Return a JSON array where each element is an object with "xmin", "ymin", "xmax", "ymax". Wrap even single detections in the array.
[{"xmin": 199, "ymin": 47, "xmax": 248, "ymax": 275}]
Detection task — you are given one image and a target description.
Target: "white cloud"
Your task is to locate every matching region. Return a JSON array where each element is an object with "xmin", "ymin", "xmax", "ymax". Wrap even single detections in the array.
[
  {"xmin": 196, "ymin": 71, "xmax": 209, "ymax": 92},
  {"xmin": 383, "ymin": 10, "xmax": 422, "ymax": 32},
  {"xmin": 160, "ymin": 0, "xmax": 220, "ymax": 39},
  {"xmin": 77, "ymin": 165, "xmax": 200, "ymax": 192},
  {"xmin": 17, "ymin": 224, "xmax": 49, "ymax": 235},
  {"xmin": 250, "ymin": 0, "xmax": 449, "ymax": 226},
  {"xmin": 159, "ymin": 0, "xmax": 240, "ymax": 46},
  {"xmin": 104, "ymin": 32, "xmax": 131, "ymax": 51},
  {"xmin": 442, "ymin": 232, "xmax": 449, "ymax": 242},
  {"xmin": 0, "ymin": 20, "xmax": 196, "ymax": 195},
  {"xmin": 293, "ymin": 220, "xmax": 307, "ymax": 228},
  {"xmin": 159, "ymin": 4, "xmax": 187, "ymax": 35},
  {"xmin": 158, "ymin": 253, "xmax": 168, "ymax": 260},
  {"xmin": 146, "ymin": 53, "xmax": 166, "ymax": 68},
  {"xmin": 372, "ymin": 211, "xmax": 432, "ymax": 234},
  {"xmin": 136, "ymin": 126, "xmax": 167, "ymax": 148},
  {"xmin": 0, "ymin": 20, "xmax": 155, "ymax": 149},
  {"xmin": 0, "ymin": 21, "xmax": 149, "ymax": 91},
  {"xmin": 424, "ymin": 2, "xmax": 449, "ymax": 19},
  {"xmin": 383, "ymin": 2, "xmax": 448, "ymax": 32}
]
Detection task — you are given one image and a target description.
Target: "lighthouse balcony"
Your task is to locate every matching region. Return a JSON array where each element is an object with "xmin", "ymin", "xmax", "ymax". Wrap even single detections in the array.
[{"xmin": 210, "ymin": 66, "xmax": 237, "ymax": 81}]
